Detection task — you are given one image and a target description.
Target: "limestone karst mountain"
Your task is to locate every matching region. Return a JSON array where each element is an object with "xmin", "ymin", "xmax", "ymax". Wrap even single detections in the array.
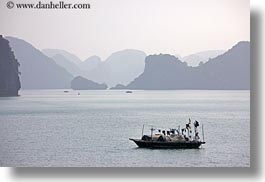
[
  {"xmin": 7, "ymin": 37, "xmax": 73, "ymax": 89},
  {"xmin": 0, "ymin": 35, "xmax": 21, "ymax": 96},
  {"xmin": 127, "ymin": 41, "xmax": 250, "ymax": 90}
]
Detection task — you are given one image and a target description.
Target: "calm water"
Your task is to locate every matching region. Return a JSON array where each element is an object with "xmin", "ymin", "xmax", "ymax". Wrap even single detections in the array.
[{"xmin": 0, "ymin": 90, "xmax": 250, "ymax": 167}]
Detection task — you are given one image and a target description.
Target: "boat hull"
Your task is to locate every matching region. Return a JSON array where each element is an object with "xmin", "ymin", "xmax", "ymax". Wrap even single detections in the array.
[{"xmin": 129, "ymin": 139, "xmax": 205, "ymax": 149}]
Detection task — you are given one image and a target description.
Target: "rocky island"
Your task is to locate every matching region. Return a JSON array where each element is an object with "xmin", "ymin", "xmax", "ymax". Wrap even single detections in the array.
[
  {"xmin": 71, "ymin": 76, "xmax": 107, "ymax": 90},
  {"xmin": 0, "ymin": 35, "xmax": 21, "ymax": 96}
]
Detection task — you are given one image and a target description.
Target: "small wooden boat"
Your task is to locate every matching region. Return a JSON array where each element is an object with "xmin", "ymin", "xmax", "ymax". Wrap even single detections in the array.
[
  {"xmin": 125, "ymin": 90, "xmax": 133, "ymax": 93},
  {"xmin": 129, "ymin": 119, "xmax": 205, "ymax": 149}
]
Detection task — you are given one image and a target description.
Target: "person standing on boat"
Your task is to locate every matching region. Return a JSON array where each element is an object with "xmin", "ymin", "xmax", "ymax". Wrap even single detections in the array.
[
  {"xmin": 194, "ymin": 120, "xmax": 200, "ymax": 141},
  {"xmin": 194, "ymin": 120, "xmax": 199, "ymax": 132},
  {"xmin": 186, "ymin": 119, "xmax": 192, "ymax": 138}
]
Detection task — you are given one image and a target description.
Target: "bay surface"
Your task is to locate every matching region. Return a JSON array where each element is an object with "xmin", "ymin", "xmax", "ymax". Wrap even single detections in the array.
[{"xmin": 0, "ymin": 90, "xmax": 250, "ymax": 167}]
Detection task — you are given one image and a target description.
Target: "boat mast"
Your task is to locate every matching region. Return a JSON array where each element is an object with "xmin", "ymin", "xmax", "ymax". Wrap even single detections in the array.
[
  {"xmin": 150, "ymin": 126, "xmax": 154, "ymax": 141},
  {"xmin": 193, "ymin": 121, "xmax": 196, "ymax": 140},
  {"xmin": 142, "ymin": 124, "xmax": 144, "ymax": 137},
  {"xmin": 202, "ymin": 123, "xmax": 205, "ymax": 142}
]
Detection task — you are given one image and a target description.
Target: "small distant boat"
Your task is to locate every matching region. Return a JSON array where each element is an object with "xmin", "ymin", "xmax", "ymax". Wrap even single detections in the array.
[
  {"xmin": 64, "ymin": 90, "xmax": 69, "ymax": 93},
  {"xmin": 129, "ymin": 119, "xmax": 205, "ymax": 149},
  {"xmin": 126, "ymin": 90, "xmax": 133, "ymax": 93}
]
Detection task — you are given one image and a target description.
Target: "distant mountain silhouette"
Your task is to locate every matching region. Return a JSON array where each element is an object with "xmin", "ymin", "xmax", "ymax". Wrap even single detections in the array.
[
  {"xmin": 179, "ymin": 50, "xmax": 226, "ymax": 67},
  {"xmin": 0, "ymin": 35, "xmax": 21, "ymax": 96},
  {"xmin": 42, "ymin": 49, "xmax": 146, "ymax": 88},
  {"xmin": 80, "ymin": 56, "xmax": 102, "ymax": 72},
  {"xmin": 80, "ymin": 49, "xmax": 146, "ymax": 87},
  {"xmin": 127, "ymin": 41, "xmax": 250, "ymax": 90},
  {"xmin": 35, "ymin": 40, "xmax": 249, "ymax": 90},
  {"xmin": 42, "ymin": 49, "xmax": 82, "ymax": 66},
  {"xmin": 47, "ymin": 54, "xmax": 102, "ymax": 78},
  {"xmin": 52, "ymin": 54, "xmax": 81, "ymax": 76},
  {"xmin": 104, "ymin": 49, "xmax": 146, "ymax": 87},
  {"xmin": 71, "ymin": 76, "xmax": 107, "ymax": 90},
  {"xmin": 7, "ymin": 37, "xmax": 73, "ymax": 89},
  {"xmin": 82, "ymin": 61, "xmax": 111, "ymax": 86}
]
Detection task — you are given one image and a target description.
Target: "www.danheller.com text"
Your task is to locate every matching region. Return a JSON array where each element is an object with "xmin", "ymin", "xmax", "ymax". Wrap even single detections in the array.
[{"xmin": 6, "ymin": 1, "xmax": 91, "ymax": 9}]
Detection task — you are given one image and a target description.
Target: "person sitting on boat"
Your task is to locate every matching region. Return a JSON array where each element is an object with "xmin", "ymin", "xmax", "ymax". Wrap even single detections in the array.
[
  {"xmin": 184, "ymin": 135, "xmax": 189, "ymax": 141},
  {"xmin": 181, "ymin": 128, "xmax": 186, "ymax": 135}
]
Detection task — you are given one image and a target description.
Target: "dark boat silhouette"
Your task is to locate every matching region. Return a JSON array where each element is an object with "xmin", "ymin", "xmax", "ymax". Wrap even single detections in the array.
[
  {"xmin": 129, "ymin": 138, "xmax": 205, "ymax": 149},
  {"xmin": 129, "ymin": 119, "xmax": 205, "ymax": 149}
]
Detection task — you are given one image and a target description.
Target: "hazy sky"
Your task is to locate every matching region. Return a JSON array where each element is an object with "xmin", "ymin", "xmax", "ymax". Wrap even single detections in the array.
[{"xmin": 0, "ymin": 0, "xmax": 249, "ymax": 60}]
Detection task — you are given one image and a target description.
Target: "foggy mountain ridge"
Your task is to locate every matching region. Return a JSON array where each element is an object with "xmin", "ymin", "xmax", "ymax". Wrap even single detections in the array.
[
  {"xmin": 42, "ymin": 48, "xmax": 82, "ymax": 66},
  {"xmin": 52, "ymin": 54, "xmax": 81, "ymax": 76},
  {"xmin": 43, "ymin": 48, "xmax": 147, "ymax": 87},
  {"xmin": 42, "ymin": 48, "xmax": 227, "ymax": 86},
  {"xmin": 4, "ymin": 36, "xmax": 249, "ymax": 90},
  {"xmin": 103, "ymin": 49, "xmax": 146, "ymax": 87},
  {"xmin": 178, "ymin": 50, "xmax": 226, "ymax": 67},
  {"xmin": 80, "ymin": 55, "xmax": 102, "ymax": 72}
]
